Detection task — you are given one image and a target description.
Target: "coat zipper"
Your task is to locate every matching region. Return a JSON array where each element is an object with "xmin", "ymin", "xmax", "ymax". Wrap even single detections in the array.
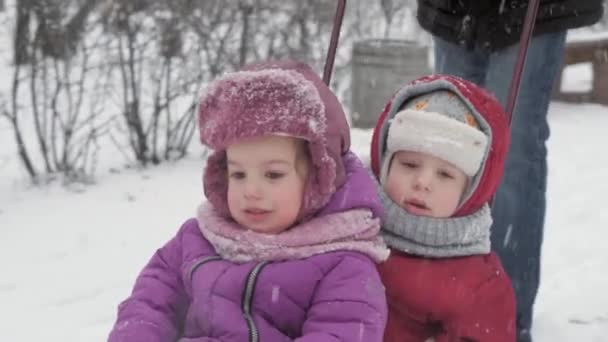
[
  {"xmin": 188, "ymin": 255, "xmax": 222, "ymax": 282},
  {"xmin": 242, "ymin": 261, "xmax": 269, "ymax": 342}
]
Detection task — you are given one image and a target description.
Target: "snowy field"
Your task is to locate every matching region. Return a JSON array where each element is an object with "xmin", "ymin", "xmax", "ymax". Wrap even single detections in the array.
[
  {"xmin": 0, "ymin": 9, "xmax": 607, "ymax": 339},
  {"xmin": 1, "ymin": 99, "xmax": 607, "ymax": 341}
]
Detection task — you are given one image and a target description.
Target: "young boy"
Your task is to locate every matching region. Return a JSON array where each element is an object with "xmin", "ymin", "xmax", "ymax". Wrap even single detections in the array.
[{"xmin": 370, "ymin": 74, "xmax": 517, "ymax": 342}]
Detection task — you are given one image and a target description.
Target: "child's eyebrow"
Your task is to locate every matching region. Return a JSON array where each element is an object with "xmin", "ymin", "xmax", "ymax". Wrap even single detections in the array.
[
  {"xmin": 227, "ymin": 159, "xmax": 290, "ymax": 166},
  {"xmin": 264, "ymin": 160, "xmax": 290, "ymax": 166}
]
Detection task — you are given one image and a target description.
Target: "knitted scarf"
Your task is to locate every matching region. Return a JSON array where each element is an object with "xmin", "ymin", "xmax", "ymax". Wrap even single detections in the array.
[
  {"xmin": 379, "ymin": 188, "xmax": 492, "ymax": 258},
  {"xmin": 196, "ymin": 203, "xmax": 390, "ymax": 263}
]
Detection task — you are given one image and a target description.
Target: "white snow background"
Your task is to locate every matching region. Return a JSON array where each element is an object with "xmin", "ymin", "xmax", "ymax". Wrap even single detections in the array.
[{"xmin": 0, "ymin": 9, "xmax": 607, "ymax": 341}]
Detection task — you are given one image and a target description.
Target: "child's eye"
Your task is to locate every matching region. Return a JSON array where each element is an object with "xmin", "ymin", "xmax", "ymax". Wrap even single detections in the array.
[
  {"xmin": 229, "ymin": 171, "xmax": 246, "ymax": 180},
  {"xmin": 399, "ymin": 161, "xmax": 418, "ymax": 169},
  {"xmin": 266, "ymin": 171, "xmax": 285, "ymax": 180},
  {"xmin": 438, "ymin": 170, "xmax": 454, "ymax": 179}
]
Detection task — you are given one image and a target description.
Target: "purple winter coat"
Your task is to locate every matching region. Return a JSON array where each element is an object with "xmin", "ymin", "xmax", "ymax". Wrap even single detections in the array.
[{"xmin": 108, "ymin": 153, "xmax": 388, "ymax": 342}]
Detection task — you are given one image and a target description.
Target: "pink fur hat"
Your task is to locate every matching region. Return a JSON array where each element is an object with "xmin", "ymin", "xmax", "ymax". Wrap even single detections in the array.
[{"xmin": 198, "ymin": 59, "xmax": 351, "ymax": 220}]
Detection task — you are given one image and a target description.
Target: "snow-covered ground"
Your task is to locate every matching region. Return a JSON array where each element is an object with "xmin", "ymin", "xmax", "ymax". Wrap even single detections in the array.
[
  {"xmin": 1, "ymin": 99, "xmax": 607, "ymax": 341},
  {"xmin": 1, "ymin": 5, "xmax": 607, "ymax": 338}
]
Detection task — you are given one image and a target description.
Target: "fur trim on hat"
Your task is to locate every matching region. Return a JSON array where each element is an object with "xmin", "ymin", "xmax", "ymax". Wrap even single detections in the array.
[{"xmin": 379, "ymin": 109, "xmax": 489, "ymax": 184}]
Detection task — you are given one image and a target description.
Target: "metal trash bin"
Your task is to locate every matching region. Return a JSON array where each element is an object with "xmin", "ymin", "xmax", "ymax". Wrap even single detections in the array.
[{"xmin": 351, "ymin": 39, "xmax": 430, "ymax": 128}]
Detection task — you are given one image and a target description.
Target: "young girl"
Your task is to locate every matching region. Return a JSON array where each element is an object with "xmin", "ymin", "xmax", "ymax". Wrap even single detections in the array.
[
  {"xmin": 370, "ymin": 75, "xmax": 516, "ymax": 342},
  {"xmin": 108, "ymin": 59, "xmax": 389, "ymax": 342}
]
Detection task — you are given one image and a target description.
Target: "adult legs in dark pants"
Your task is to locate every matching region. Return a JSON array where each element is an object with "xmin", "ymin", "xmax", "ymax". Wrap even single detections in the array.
[{"xmin": 433, "ymin": 31, "xmax": 567, "ymax": 342}]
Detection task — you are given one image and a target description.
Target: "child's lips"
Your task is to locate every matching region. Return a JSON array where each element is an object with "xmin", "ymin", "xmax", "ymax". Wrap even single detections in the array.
[
  {"xmin": 407, "ymin": 198, "xmax": 428, "ymax": 208},
  {"xmin": 403, "ymin": 199, "xmax": 430, "ymax": 215},
  {"xmin": 244, "ymin": 208, "xmax": 271, "ymax": 221}
]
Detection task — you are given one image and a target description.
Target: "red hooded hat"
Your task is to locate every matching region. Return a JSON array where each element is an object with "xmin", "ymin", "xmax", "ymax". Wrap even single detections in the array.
[{"xmin": 370, "ymin": 74, "xmax": 510, "ymax": 216}]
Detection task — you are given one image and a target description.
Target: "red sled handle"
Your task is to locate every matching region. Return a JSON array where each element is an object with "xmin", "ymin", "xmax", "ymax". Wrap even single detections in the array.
[
  {"xmin": 491, "ymin": 0, "xmax": 540, "ymax": 206},
  {"xmin": 505, "ymin": 0, "xmax": 541, "ymax": 123},
  {"xmin": 323, "ymin": 0, "xmax": 347, "ymax": 85}
]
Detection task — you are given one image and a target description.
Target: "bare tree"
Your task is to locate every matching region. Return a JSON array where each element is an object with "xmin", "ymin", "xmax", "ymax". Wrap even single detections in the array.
[
  {"xmin": 241, "ymin": 1, "xmax": 333, "ymax": 69},
  {"xmin": 238, "ymin": 0, "xmax": 254, "ymax": 67},
  {"xmin": 183, "ymin": 0, "xmax": 241, "ymax": 75},
  {"xmin": 6, "ymin": 0, "xmax": 113, "ymax": 183},
  {"xmin": 379, "ymin": 0, "xmax": 412, "ymax": 37},
  {"xmin": 14, "ymin": 0, "xmax": 33, "ymax": 64},
  {"xmin": 3, "ymin": 0, "xmax": 422, "ymax": 184},
  {"xmin": 13, "ymin": 0, "xmax": 100, "ymax": 63},
  {"xmin": 2, "ymin": 66, "xmax": 38, "ymax": 181},
  {"xmin": 101, "ymin": 0, "xmax": 234, "ymax": 165},
  {"xmin": 380, "ymin": 0, "xmax": 395, "ymax": 37}
]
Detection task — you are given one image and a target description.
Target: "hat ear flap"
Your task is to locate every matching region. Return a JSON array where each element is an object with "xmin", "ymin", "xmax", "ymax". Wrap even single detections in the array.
[{"xmin": 203, "ymin": 151, "xmax": 231, "ymax": 218}]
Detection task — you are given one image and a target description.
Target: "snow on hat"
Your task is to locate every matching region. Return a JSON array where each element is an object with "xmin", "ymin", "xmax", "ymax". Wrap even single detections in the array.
[{"xmin": 197, "ymin": 59, "xmax": 351, "ymax": 220}]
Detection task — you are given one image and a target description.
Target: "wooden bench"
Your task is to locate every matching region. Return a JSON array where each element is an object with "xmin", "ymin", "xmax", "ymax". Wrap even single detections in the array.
[{"xmin": 553, "ymin": 37, "xmax": 608, "ymax": 105}]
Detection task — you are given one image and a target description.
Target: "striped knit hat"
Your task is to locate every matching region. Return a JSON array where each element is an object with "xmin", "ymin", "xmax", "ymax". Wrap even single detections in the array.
[{"xmin": 379, "ymin": 90, "xmax": 489, "ymax": 185}]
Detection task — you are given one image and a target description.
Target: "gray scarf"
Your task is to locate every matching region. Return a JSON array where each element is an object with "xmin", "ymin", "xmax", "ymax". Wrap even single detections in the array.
[{"xmin": 379, "ymin": 186, "xmax": 492, "ymax": 258}]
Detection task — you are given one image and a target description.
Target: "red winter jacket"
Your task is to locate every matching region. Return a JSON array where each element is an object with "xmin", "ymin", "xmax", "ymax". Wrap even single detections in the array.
[
  {"xmin": 379, "ymin": 251, "xmax": 516, "ymax": 342},
  {"xmin": 370, "ymin": 75, "xmax": 516, "ymax": 341}
]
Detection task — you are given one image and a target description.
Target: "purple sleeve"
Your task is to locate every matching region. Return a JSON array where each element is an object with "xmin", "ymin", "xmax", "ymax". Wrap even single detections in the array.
[
  {"xmin": 317, "ymin": 151, "xmax": 385, "ymax": 220},
  {"xmin": 108, "ymin": 225, "xmax": 190, "ymax": 342},
  {"xmin": 296, "ymin": 254, "xmax": 388, "ymax": 342}
]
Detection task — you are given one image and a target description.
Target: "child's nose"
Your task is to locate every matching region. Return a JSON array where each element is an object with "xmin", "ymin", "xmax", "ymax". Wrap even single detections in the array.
[
  {"xmin": 244, "ymin": 180, "xmax": 263, "ymax": 199},
  {"xmin": 413, "ymin": 170, "xmax": 432, "ymax": 191}
]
